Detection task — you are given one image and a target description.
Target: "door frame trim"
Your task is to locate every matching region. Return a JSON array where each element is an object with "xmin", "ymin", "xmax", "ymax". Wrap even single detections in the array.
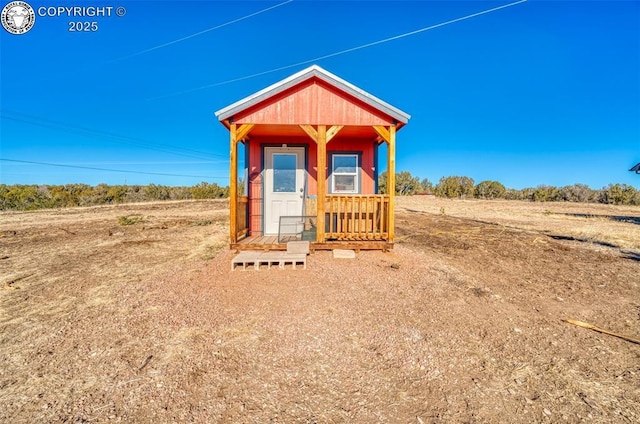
[{"xmin": 261, "ymin": 144, "xmax": 308, "ymax": 235}]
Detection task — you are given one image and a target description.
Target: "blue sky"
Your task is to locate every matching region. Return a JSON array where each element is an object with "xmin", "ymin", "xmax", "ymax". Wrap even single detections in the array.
[{"xmin": 1, "ymin": 0, "xmax": 638, "ymax": 189}]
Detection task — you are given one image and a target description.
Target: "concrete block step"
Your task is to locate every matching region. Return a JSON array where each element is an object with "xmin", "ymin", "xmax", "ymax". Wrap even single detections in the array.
[{"xmin": 231, "ymin": 251, "xmax": 307, "ymax": 271}]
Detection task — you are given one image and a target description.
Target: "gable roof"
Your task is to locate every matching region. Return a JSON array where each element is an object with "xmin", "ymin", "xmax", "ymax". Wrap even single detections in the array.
[
  {"xmin": 631, "ymin": 162, "xmax": 640, "ymax": 173},
  {"xmin": 215, "ymin": 65, "xmax": 410, "ymax": 125}
]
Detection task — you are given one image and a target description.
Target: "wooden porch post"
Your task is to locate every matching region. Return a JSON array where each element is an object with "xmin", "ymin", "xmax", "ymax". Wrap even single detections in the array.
[
  {"xmin": 387, "ymin": 125, "xmax": 396, "ymax": 242},
  {"xmin": 229, "ymin": 123, "xmax": 238, "ymax": 244},
  {"xmin": 316, "ymin": 125, "xmax": 327, "ymax": 243},
  {"xmin": 300, "ymin": 124, "xmax": 342, "ymax": 244}
]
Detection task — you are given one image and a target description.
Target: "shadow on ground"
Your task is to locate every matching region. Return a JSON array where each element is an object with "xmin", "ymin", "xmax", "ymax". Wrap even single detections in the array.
[{"xmin": 556, "ymin": 213, "xmax": 640, "ymax": 226}]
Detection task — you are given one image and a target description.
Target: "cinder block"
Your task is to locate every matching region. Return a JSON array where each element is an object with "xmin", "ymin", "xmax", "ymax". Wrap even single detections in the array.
[
  {"xmin": 232, "ymin": 248, "xmax": 308, "ymax": 270},
  {"xmin": 231, "ymin": 251, "xmax": 261, "ymax": 270},
  {"xmin": 333, "ymin": 249, "xmax": 356, "ymax": 259}
]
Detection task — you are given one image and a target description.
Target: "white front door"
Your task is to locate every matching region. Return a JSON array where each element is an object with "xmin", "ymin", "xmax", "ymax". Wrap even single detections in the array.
[{"xmin": 264, "ymin": 147, "xmax": 305, "ymax": 235}]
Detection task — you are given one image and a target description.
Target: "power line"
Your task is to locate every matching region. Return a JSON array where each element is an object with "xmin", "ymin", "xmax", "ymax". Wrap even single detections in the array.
[
  {"xmin": 29, "ymin": 160, "xmax": 227, "ymax": 166},
  {"xmin": 148, "ymin": 0, "xmax": 528, "ymax": 100},
  {"xmin": 1, "ymin": 110, "xmax": 228, "ymax": 161},
  {"xmin": 0, "ymin": 158, "xmax": 223, "ymax": 180},
  {"xmin": 110, "ymin": 0, "xmax": 294, "ymax": 62},
  {"xmin": 1, "ymin": 110, "xmax": 219, "ymax": 158},
  {"xmin": 35, "ymin": 1, "xmax": 295, "ymax": 83}
]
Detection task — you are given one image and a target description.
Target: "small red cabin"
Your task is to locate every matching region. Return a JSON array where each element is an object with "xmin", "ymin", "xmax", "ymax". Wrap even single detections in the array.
[{"xmin": 215, "ymin": 65, "xmax": 410, "ymax": 250}]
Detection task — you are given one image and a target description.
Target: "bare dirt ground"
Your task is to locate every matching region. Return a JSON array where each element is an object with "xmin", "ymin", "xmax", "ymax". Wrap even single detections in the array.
[{"xmin": 1, "ymin": 198, "xmax": 638, "ymax": 423}]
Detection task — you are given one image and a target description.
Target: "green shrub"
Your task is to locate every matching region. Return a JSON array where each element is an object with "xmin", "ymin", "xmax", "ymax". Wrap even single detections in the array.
[
  {"xmin": 118, "ymin": 215, "xmax": 144, "ymax": 226},
  {"xmin": 474, "ymin": 180, "xmax": 506, "ymax": 199},
  {"xmin": 434, "ymin": 176, "xmax": 475, "ymax": 198}
]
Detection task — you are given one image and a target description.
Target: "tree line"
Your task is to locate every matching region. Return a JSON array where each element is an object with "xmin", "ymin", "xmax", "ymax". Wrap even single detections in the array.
[
  {"xmin": 379, "ymin": 172, "xmax": 640, "ymax": 205},
  {"xmin": 1, "ymin": 173, "xmax": 639, "ymax": 211},
  {"xmin": 0, "ymin": 182, "xmax": 228, "ymax": 211}
]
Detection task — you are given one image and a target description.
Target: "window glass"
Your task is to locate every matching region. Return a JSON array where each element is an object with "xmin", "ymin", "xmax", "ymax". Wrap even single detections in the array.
[
  {"xmin": 273, "ymin": 154, "xmax": 296, "ymax": 192},
  {"xmin": 332, "ymin": 154, "xmax": 358, "ymax": 193},
  {"xmin": 333, "ymin": 155, "xmax": 357, "ymax": 174},
  {"xmin": 334, "ymin": 175, "xmax": 355, "ymax": 192}
]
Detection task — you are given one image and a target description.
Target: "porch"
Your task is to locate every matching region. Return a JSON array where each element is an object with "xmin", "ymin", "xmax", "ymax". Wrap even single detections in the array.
[{"xmin": 232, "ymin": 194, "xmax": 393, "ymax": 251}]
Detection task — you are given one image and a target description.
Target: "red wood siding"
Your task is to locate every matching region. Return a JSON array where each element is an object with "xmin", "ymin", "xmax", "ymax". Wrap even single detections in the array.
[
  {"xmin": 234, "ymin": 78, "xmax": 395, "ymax": 126},
  {"xmin": 327, "ymin": 139, "xmax": 375, "ymax": 194}
]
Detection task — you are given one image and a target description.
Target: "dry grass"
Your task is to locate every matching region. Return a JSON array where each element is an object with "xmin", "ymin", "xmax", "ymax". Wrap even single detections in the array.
[
  {"xmin": 1, "ymin": 198, "xmax": 638, "ymax": 422},
  {"xmin": 397, "ymin": 197, "xmax": 640, "ymax": 251}
]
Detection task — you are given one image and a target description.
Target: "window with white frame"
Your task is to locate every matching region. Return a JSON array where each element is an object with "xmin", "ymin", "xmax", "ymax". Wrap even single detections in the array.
[{"xmin": 331, "ymin": 153, "xmax": 359, "ymax": 193}]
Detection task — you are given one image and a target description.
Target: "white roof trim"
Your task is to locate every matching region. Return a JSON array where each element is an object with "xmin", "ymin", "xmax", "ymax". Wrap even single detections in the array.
[{"xmin": 214, "ymin": 64, "xmax": 410, "ymax": 124}]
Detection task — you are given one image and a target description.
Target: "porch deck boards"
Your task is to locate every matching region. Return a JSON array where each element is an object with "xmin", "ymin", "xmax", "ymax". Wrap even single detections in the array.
[{"xmin": 233, "ymin": 236, "xmax": 392, "ymax": 252}]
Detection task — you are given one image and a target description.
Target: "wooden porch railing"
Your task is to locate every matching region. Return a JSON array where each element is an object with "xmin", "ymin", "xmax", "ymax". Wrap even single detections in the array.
[
  {"xmin": 237, "ymin": 196, "xmax": 249, "ymax": 239},
  {"xmin": 325, "ymin": 195, "xmax": 390, "ymax": 240}
]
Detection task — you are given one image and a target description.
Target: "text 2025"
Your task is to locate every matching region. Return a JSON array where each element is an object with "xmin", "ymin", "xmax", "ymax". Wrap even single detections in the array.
[{"xmin": 68, "ymin": 21, "xmax": 98, "ymax": 32}]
